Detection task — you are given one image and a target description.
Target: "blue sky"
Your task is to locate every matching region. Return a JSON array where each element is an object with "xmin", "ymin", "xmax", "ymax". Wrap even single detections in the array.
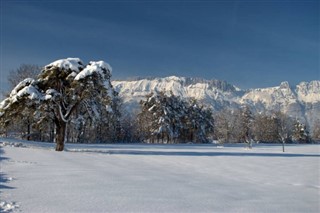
[{"xmin": 1, "ymin": 0, "xmax": 319, "ymax": 93}]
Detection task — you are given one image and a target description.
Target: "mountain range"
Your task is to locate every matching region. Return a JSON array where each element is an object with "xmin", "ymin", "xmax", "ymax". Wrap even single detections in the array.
[{"xmin": 112, "ymin": 76, "xmax": 320, "ymax": 130}]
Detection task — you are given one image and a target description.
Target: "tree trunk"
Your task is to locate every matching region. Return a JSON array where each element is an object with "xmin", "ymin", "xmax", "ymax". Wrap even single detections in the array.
[
  {"xmin": 55, "ymin": 121, "xmax": 66, "ymax": 151},
  {"xmin": 27, "ymin": 118, "xmax": 31, "ymax": 141}
]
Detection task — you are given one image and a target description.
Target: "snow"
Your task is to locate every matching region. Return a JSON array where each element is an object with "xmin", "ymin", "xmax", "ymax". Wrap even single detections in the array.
[
  {"xmin": 164, "ymin": 76, "xmax": 186, "ymax": 82},
  {"xmin": 112, "ymin": 76, "xmax": 240, "ymax": 112},
  {"xmin": 113, "ymin": 77, "xmax": 320, "ymax": 108},
  {"xmin": 112, "ymin": 77, "xmax": 320, "ymax": 132},
  {"xmin": 1, "ymin": 138, "xmax": 319, "ymax": 212},
  {"xmin": 44, "ymin": 89, "xmax": 60, "ymax": 101},
  {"xmin": 0, "ymin": 201, "xmax": 19, "ymax": 212},
  {"xmin": 9, "ymin": 78, "xmax": 35, "ymax": 97},
  {"xmin": 45, "ymin": 58, "xmax": 84, "ymax": 73},
  {"xmin": 241, "ymin": 83, "xmax": 297, "ymax": 107},
  {"xmin": 106, "ymin": 105, "xmax": 113, "ymax": 113},
  {"xmin": 148, "ymin": 104, "xmax": 156, "ymax": 112},
  {"xmin": 13, "ymin": 85, "xmax": 42, "ymax": 102},
  {"xmin": 75, "ymin": 61, "xmax": 112, "ymax": 81},
  {"xmin": 296, "ymin": 81, "xmax": 320, "ymax": 103},
  {"xmin": 0, "ymin": 82, "xmax": 42, "ymax": 108}
]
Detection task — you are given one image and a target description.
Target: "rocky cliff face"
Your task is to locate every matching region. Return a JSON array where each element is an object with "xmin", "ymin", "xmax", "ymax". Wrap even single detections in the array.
[
  {"xmin": 112, "ymin": 76, "xmax": 320, "ymax": 129},
  {"xmin": 240, "ymin": 81, "xmax": 319, "ymax": 126}
]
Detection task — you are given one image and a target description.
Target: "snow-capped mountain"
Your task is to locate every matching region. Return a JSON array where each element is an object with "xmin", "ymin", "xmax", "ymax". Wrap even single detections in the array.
[
  {"xmin": 240, "ymin": 81, "xmax": 320, "ymax": 127},
  {"xmin": 112, "ymin": 76, "xmax": 320, "ymax": 128},
  {"xmin": 112, "ymin": 76, "xmax": 243, "ymax": 111}
]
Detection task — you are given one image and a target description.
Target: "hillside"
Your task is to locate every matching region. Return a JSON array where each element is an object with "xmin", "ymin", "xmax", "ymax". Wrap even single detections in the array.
[{"xmin": 112, "ymin": 76, "xmax": 320, "ymax": 129}]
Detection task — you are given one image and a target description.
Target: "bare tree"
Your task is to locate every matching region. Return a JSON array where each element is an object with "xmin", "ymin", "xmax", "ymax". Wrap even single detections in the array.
[
  {"xmin": 253, "ymin": 113, "xmax": 279, "ymax": 143},
  {"xmin": 8, "ymin": 64, "xmax": 41, "ymax": 90},
  {"xmin": 273, "ymin": 111, "xmax": 294, "ymax": 152},
  {"xmin": 214, "ymin": 109, "xmax": 233, "ymax": 144},
  {"xmin": 312, "ymin": 120, "xmax": 320, "ymax": 142}
]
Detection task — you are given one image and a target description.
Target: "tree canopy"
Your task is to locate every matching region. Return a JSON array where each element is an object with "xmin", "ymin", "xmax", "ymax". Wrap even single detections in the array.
[
  {"xmin": 138, "ymin": 91, "xmax": 214, "ymax": 143},
  {"xmin": 0, "ymin": 58, "xmax": 117, "ymax": 151}
]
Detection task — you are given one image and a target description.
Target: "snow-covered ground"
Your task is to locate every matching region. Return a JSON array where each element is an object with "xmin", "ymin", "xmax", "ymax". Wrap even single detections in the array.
[{"xmin": 0, "ymin": 138, "xmax": 319, "ymax": 213}]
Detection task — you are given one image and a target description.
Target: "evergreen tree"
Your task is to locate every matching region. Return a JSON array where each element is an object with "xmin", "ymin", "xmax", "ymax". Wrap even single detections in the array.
[
  {"xmin": 186, "ymin": 99, "xmax": 214, "ymax": 143},
  {"xmin": 0, "ymin": 64, "xmax": 43, "ymax": 140},
  {"xmin": 240, "ymin": 106, "xmax": 254, "ymax": 148},
  {"xmin": 137, "ymin": 92, "xmax": 213, "ymax": 143},
  {"xmin": 0, "ymin": 58, "xmax": 118, "ymax": 151},
  {"xmin": 292, "ymin": 120, "xmax": 311, "ymax": 143}
]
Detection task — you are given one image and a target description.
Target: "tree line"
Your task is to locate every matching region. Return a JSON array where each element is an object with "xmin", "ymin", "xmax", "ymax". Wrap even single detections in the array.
[{"xmin": 0, "ymin": 62, "xmax": 319, "ymax": 151}]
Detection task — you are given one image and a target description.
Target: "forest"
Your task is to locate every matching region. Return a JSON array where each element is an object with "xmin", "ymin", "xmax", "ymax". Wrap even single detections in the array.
[{"xmin": 0, "ymin": 59, "xmax": 318, "ymax": 151}]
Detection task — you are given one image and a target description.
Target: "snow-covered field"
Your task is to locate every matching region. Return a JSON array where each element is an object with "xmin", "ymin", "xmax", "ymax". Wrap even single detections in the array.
[{"xmin": 0, "ymin": 138, "xmax": 319, "ymax": 213}]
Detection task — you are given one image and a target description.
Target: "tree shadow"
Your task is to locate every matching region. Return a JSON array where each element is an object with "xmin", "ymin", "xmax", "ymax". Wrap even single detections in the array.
[
  {"xmin": 0, "ymin": 147, "xmax": 15, "ymax": 191},
  {"xmin": 73, "ymin": 149, "xmax": 320, "ymax": 157},
  {"xmin": 0, "ymin": 146, "xmax": 9, "ymax": 161}
]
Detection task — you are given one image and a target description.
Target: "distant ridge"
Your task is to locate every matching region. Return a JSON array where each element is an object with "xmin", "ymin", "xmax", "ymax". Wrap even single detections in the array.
[{"xmin": 112, "ymin": 76, "xmax": 320, "ymax": 131}]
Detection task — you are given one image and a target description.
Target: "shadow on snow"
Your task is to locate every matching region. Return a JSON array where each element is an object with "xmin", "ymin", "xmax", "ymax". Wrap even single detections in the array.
[
  {"xmin": 0, "ymin": 147, "xmax": 15, "ymax": 191},
  {"xmin": 68, "ymin": 149, "xmax": 320, "ymax": 157}
]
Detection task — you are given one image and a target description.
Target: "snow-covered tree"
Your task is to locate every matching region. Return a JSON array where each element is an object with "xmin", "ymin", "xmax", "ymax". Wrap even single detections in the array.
[
  {"xmin": 292, "ymin": 120, "xmax": 311, "ymax": 143},
  {"xmin": 0, "ymin": 58, "xmax": 117, "ymax": 151},
  {"xmin": 138, "ymin": 92, "xmax": 213, "ymax": 143},
  {"xmin": 138, "ymin": 91, "xmax": 184, "ymax": 143},
  {"xmin": 0, "ymin": 64, "xmax": 42, "ymax": 140},
  {"xmin": 186, "ymin": 99, "xmax": 214, "ymax": 143},
  {"xmin": 239, "ymin": 106, "xmax": 254, "ymax": 148}
]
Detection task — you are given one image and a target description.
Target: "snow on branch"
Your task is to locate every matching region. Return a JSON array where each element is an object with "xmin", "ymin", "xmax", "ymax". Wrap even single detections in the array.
[
  {"xmin": 10, "ymin": 78, "xmax": 35, "ymax": 97},
  {"xmin": 45, "ymin": 58, "xmax": 84, "ymax": 73},
  {"xmin": 75, "ymin": 61, "xmax": 112, "ymax": 81},
  {"xmin": 44, "ymin": 89, "xmax": 61, "ymax": 101}
]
